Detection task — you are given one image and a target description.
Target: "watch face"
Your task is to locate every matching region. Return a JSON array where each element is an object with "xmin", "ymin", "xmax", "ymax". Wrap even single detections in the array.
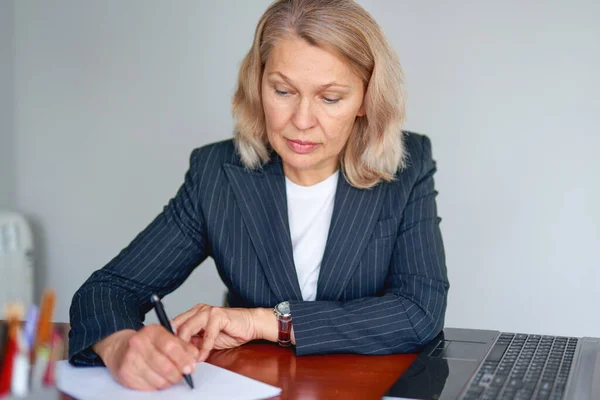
[{"xmin": 276, "ymin": 301, "xmax": 291, "ymax": 316}]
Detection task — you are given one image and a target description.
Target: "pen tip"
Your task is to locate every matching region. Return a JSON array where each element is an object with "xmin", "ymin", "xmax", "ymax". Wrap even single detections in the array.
[{"xmin": 185, "ymin": 375, "xmax": 194, "ymax": 389}]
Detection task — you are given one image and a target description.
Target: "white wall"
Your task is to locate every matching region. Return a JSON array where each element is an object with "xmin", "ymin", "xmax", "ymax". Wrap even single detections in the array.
[
  {"xmin": 13, "ymin": 0, "xmax": 271, "ymax": 321},
  {"xmin": 367, "ymin": 0, "xmax": 600, "ymax": 337},
  {"xmin": 0, "ymin": 0, "xmax": 15, "ymax": 210},
  {"xmin": 13, "ymin": 0, "xmax": 600, "ymax": 337}
]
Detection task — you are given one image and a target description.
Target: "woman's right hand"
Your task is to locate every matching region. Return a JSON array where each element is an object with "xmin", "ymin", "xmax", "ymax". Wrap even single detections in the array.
[{"xmin": 92, "ymin": 325, "xmax": 200, "ymax": 391}]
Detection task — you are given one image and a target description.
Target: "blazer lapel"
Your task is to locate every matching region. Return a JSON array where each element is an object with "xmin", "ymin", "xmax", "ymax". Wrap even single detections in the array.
[
  {"xmin": 223, "ymin": 159, "xmax": 303, "ymax": 302},
  {"xmin": 317, "ymin": 175, "xmax": 387, "ymax": 300}
]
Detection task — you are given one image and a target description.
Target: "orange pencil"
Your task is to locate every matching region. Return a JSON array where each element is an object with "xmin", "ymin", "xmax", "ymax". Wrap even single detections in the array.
[
  {"xmin": 34, "ymin": 289, "xmax": 56, "ymax": 351},
  {"xmin": 31, "ymin": 290, "xmax": 56, "ymax": 389}
]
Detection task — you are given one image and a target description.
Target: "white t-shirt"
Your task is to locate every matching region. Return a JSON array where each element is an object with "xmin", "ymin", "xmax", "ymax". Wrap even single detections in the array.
[{"xmin": 285, "ymin": 171, "xmax": 339, "ymax": 301}]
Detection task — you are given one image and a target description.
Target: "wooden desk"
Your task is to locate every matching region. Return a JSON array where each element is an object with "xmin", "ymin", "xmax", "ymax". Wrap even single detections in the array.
[{"xmin": 41, "ymin": 323, "xmax": 416, "ymax": 399}]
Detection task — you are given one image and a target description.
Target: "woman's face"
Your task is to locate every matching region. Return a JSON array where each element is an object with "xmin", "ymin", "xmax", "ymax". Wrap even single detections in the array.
[{"xmin": 261, "ymin": 36, "xmax": 365, "ymax": 186}]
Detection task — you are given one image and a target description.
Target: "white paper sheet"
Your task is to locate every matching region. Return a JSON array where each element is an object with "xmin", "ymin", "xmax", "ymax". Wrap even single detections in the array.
[{"xmin": 56, "ymin": 361, "xmax": 281, "ymax": 400}]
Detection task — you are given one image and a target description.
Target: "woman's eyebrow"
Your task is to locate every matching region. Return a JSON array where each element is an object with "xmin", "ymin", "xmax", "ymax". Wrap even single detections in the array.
[
  {"xmin": 267, "ymin": 71, "xmax": 295, "ymax": 85},
  {"xmin": 268, "ymin": 71, "xmax": 351, "ymax": 91}
]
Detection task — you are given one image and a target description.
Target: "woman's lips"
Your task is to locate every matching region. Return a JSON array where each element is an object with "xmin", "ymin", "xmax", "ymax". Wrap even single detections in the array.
[{"xmin": 286, "ymin": 139, "xmax": 319, "ymax": 154}]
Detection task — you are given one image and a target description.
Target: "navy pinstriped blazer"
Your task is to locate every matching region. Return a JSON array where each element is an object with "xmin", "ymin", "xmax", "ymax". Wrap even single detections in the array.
[{"xmin": 69, "ymin": 131, "xmax": 449, "ymax": 365}]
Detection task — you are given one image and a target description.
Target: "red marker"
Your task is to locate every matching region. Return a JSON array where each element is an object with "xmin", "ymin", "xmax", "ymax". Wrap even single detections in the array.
[{"xmin": 0, "ymin": 316, "xmax": 19, "ymax": 395}]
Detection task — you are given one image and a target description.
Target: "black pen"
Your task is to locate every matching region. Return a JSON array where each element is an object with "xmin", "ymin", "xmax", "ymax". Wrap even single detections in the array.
[{"xmin": 150, "ymin": 294, "xmax": 195, "ymax": 389}]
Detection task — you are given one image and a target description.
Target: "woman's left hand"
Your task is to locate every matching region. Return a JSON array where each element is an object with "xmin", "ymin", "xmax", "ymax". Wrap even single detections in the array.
[{"xmin": 171, "ymin": 304, "xmax": 274, "ymax": 362}]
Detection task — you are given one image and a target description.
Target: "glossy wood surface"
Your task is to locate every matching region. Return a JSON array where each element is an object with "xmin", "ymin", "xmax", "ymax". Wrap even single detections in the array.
[
  {"xmin": 205, "ymin": 341, "xmax": 418, "ymax": 399},
  {"xmin": 22, "ymin": 323, "xmax": 418, "ymax": 400}
]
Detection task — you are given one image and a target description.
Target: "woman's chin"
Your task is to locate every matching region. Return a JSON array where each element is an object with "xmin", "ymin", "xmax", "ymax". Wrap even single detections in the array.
[{"xmin": 280, "ymin": 153, "xmax": 319, "ymax": 172}]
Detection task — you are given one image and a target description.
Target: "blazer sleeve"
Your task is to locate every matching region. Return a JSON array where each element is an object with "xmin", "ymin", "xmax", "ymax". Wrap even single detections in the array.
[
  {"xmin": 68, "ymin": 149, "xmax": 210, "ymax": 366},
  {"xmin": 289, "ymin": 135, "xmax": 450, "ymax": 356}
]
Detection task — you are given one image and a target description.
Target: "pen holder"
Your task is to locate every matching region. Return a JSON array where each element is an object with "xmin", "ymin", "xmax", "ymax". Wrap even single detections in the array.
[{"xmin": 1, "ymin": 291, "xmax": 61, "ymax": 400}]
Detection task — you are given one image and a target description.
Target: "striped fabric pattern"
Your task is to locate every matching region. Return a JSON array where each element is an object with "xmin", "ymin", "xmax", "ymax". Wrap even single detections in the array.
[{"xmin": 68, "ymin": 131, "xmax": 449, "ymax": 365}]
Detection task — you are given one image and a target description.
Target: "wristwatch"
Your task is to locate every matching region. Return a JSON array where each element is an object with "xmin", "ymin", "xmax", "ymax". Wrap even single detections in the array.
[{"xmin": 273, "ymin": 301, "xmax": 292, "ymax": 347}]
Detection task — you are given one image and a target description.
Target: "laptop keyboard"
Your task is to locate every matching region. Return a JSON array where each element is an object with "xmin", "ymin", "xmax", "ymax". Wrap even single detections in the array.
[{"xmin": 461, "ymin": 332, "xmax": 578, "ymax": 400}]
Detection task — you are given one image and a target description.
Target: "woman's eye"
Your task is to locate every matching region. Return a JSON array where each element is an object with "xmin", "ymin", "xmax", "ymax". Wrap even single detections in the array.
[
  {"xmin": 275, "ymin": 89, "xmax": 289, "ymax": 96},
  {"xmin": 323, "ymin": 97, "xmax": 340, "ymax": 104}
]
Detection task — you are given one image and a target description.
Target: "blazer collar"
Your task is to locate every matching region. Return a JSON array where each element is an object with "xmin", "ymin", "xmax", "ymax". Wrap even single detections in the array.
[
  {"xmin": 223, "ymin": 155, "xmax": 386, "ymax": 302},
  {"xmin": 223, "ymin": 156, "xmax": 303, "ymax": 302}
]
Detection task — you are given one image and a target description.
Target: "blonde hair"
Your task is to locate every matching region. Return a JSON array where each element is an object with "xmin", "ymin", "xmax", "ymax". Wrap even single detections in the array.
[{"xmin": 232, "ymin": 0, "xmax": 406, "ymax": 189}]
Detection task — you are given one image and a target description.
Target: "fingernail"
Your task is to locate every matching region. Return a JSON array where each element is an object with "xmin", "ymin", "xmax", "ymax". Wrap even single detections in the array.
[{"xmin": 183, "ymin": 365, "xmax": 192, "ymax": 374}]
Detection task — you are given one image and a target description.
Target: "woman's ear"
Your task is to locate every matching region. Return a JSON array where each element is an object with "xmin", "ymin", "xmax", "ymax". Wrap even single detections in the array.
[{"xmin": 357, "ymin": 103, "xmax": 366, "ymax": 117}]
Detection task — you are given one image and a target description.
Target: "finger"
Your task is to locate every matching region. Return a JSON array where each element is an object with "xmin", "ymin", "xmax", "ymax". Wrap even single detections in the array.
[
  {"xmin": 154, "ymin": 330, "xmax": 199, "ymax": 374},
  {"xmin": 118, "ymin": 351, "xmax": 165, "ymax": 391},
  {"xmin": 177, "ymin": 308, "xmax": 211, "ymax": 342},
  {"xmin": 147, "ymin": 345, "xmax": 186, "ymax": 386},
  {"xmin": 171, "ymin": 304, "xmax": 207, "ymax": 330},
  {"xmin": 142, "ymin": 327, "xmax": 195, "ymax": 384},
  {"xmin": 180, "ymin": 338, "xmax": 202, "ymax": 361},
  {"xmin": 190, "ymin": 335, "xmax": 204, "ymax": 349},
  {"xmin": 198, "ymin": 309, "xmax": 227, "ymax": 362},
  {"xmin": 129, "ymin": 331, "xmax": 176, "ymax": 390},
  {"xmin": 137, "ymin": 333, "xmax": 185, "ymax": 387},
  {"xmin": 141, "ymin": 362, "xmax": 173, "ymax": 390}
]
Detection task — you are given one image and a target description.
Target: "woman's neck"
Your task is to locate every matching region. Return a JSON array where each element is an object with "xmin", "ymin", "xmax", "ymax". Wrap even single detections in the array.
[{"xmin": 283, "ymin": 163, "xmax": 339, "ymax": 187}]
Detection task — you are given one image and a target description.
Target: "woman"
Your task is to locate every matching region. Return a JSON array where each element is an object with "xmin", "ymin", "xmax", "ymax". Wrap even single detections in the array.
[{"xmin": 69, "ymin": 0, "xmax": 449, "ymax": 391}]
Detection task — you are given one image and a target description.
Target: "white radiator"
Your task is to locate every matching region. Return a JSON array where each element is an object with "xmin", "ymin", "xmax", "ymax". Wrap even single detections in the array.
[{"xmin": 0, "ymin": 212, "xmax": 34, "ymax": 313}]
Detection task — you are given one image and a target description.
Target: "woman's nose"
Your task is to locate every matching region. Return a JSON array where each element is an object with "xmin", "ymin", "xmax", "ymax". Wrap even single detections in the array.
[{"xmin": 291, "ymin": 98, "xmax": 317, "ymax": 130}]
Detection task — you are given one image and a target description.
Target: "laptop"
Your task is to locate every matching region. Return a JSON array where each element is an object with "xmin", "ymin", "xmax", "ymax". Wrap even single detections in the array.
[{"xmin": 383, "ymin": 328, "xmax": 600, "ymax": 400}]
